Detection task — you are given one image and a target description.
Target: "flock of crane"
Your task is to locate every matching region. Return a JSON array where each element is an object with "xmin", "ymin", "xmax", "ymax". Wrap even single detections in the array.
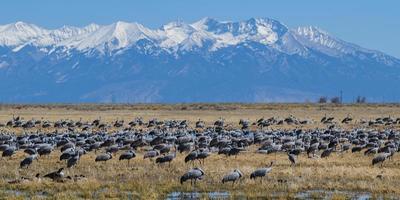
[{"xmin": 0, "ymin": 114, "xmax": 400, "ymax": 186}]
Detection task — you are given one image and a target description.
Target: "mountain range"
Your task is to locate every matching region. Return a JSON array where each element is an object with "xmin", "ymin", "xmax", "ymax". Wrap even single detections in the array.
[{"xmin": 0, "ymin": 17, "xmax": 399, "ymax": 103}]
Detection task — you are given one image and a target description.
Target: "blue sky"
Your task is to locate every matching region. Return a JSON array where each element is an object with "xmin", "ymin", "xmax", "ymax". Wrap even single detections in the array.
[{"xmin": 1, "ymin": 0, "xmax": 399, "ymax": 57}]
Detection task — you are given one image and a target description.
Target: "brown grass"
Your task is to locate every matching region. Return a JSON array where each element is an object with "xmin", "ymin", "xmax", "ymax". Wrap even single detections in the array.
[{"xmin": 0, "ymin": 103, "xmax": 399, "ymax": 199}]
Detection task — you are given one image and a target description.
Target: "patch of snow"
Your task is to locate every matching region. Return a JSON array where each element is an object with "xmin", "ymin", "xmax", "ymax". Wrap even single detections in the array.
[
  {"xmin": 71, "ymin": 62, "xmax": 79, "ymax": 69},
  {"xmin": 0, "ymin": 61, "xmax": 9, "ymax": 69},
  {"xmin": 56, "ymin": 74, "xmax": 68, "ymax": 83}
]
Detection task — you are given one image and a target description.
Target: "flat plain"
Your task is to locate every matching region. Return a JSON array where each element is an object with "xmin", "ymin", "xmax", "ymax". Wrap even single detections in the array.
[{"xmin": 0, "ymin": 103, "xmax": 399, "ymax": 199}]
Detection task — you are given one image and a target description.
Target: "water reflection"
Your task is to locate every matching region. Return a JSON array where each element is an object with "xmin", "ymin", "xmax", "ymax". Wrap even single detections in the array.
[{"xmin": 166, "ymin": 190, "xmax": 393, "ymax": 200}]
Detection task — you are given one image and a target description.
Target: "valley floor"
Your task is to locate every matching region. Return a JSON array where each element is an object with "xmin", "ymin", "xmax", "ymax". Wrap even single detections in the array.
[{"xmin": 0, "ymin": 103, "xmax": 399, "ymax": 199}]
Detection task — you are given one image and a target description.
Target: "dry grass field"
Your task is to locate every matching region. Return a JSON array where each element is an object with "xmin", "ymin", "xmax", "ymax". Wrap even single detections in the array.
[
  {"xmin": 0, "ymin": 103, "xmax": 399, "ymax": 199},
  {"xmin": 1, "ymin": 103, "xmax": 400, "ymax": 131}
]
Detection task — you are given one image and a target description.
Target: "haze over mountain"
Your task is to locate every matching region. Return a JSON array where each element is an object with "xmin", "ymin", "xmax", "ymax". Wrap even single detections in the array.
[{"xmin": 0, "ymin": 18, "xmax": 399, "ymax": 103}]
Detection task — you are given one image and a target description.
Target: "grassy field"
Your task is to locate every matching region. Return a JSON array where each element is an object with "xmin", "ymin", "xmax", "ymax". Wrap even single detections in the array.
[
  {"xmin": 1, "ymin": 103, "xmax": 400, "ymax": 130},
  {"xmin": 0, "ymin": 103, "xmax": 399, "ymax": 199}
]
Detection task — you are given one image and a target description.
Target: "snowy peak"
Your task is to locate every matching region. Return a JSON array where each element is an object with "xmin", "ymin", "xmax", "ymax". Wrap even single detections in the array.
[
  {"xmin": 160, "ymin": 20, "xmax": 210, "ymax": 50},
  {"xmin": 58, "ymin": 21, "xmax": 162, "ymax": 52},
  {"xmin": 244, "ymin": 18, "xmax": 288, "ymax": 36},
  {"xmin": 189, "ymin": 17, "xmax": 289, "ymax": 48},
  {"xmin": 53, "ymin": 23, "xmax": 100, "ymax": 38},
  {"xmin": 4, "ymin": 21, "xmax": 43, "ymax": 33},
  {"xmin": 0, "ymin": 21, "xmax": 48, "ymax": 46},
  {"xmin": 292, "ymin": 26, "xmax": 364, "ymax": 56},
  {"xmin": 0, "ymin": 21, "xmax": 100, "ymax": 49},
  {"xmin": 192, "ymin": 17, "xmax": 287, "ymax": 36},
  {"xmin": 107, "ymin": 21, "xmax": 160, "ymax": 49},
  {"xmin": 162, "ymin": 20, "xmax": 193, "ymax": 31},
  {"xmin": 191, "ymin": 17, "xmax": 222, "ymax": 31},
  {"xmin": 0, "ymin": 18, "xmax": 397, "ymax": 60}
]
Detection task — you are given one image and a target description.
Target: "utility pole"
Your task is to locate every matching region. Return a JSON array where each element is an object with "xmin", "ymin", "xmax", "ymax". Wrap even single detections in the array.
[{"xmin": 340, "ymin": 90, "xmax": 343, "ymax": 103}]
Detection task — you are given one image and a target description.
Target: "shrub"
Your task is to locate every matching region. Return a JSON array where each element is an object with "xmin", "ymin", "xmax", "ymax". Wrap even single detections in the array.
[
  {"xmin": 318, "ymin": 96, "xmax": 328, "ymax": 103},
  {"xmin": 356, "ymin": 96, "xmax": 366, "ymax": 103},
  {"xmin": 330, "ymin": 96, "xmax": 341, "ymax": 104}
]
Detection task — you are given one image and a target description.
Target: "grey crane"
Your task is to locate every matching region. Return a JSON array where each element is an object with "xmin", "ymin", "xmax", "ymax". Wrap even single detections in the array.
[
  {"xmin": 60, "ymin": 150, "xmax": 75, "ymax": 161},
  {"xmin": 180, "ymin": 167, "xmax": 205, "ymax": 185},
  {"xmin": 119, "ymin": 150, "xmax": 136, "ymax": 165},
  {"xmin": 321, "ymin": 148, "xmax": 334, "ymax": 158},
  {"xmin": 0, "ymin": 144, "xmax": 10, "ymax": 151},
  {"xmin": 196, "ymin": 150, "xmax": 210, "ymax": 164},
  {"xmin": 2, "ymin": 147, "xmax": 15, "ymax": 158},
  {"xmin": 307, "ymin": 143, "xmax": 319, "ymax": 158},
  {"xmin": 38, "ymin": 145, "xmax": 53, "ymax": 157},
  {"xmin": 95, "ymin": 152, "xmax": 112, "ymax": 162},
  {"xmin": 364, "ymin": 147, "xmax": 379, "ymax": 156},
  {"xmin": 250, "ymin": 162, "xmax": 274, "ymax": 182},
  {"xmin": 184, "ymin": 151, "xmax": 198, "ymax": 164},
  {"xmin": 288, "ymin": 153, "xmax": 296, "ymax": 166},
  {"xmin": 195, "ymin": 119, "xmax": 205, "ymax": 128},
  {"xmin": 143, "ymin": 150, "xmax": 159, "ymax": 160},
  {"xmin": 67, "ymin": 153, "xmax": 80, "ymax": 168},
  {"xmin": 24, "ymin": 148, "xmax": 37, "ymax": 155},
  {"xmin": 340, "ymin": 143, "xmax": 351, "ymax": 152},
  {"xmin": 222, "ymin": 169, "xmax": 243, "ymax": 185},
  {"xmin": 342, "ymin": 114, "xmax": 353, "ymax": 124},
  {"xmin": 228, "ymin": 147, "xmax": 242, "ymax": 158},
  {"xmin": 20, "ymin": 155, "xmax": 37, "ymax": 168},
  {"xmin": 372, "ymin": 153, "xmax": 391, "ymax": 167},
  {"xmin": 156, "ymin": 152, "xmax": 176, "ymax": 166}
]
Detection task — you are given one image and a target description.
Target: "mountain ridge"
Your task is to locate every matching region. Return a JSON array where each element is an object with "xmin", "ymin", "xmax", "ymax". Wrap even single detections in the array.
[{"xmin": 0, "ymin": 18, "xmax": 399, "ymax": 103}]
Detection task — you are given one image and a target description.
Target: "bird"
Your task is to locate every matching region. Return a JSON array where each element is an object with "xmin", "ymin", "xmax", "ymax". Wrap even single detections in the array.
[
  {"xmin": 143, "ymin": 150, "xmax": 159, "ymax": 160},
  {"xmin": 340, "ymin": 144, "xmax": 351, "ymax": 152},
  {"xmin": 321, "ymin": 148, "xmax": 334, "ymax": 158},
  {"xmin": 342, "ymin": 114, "xmax": 353, "ymax": 124},
  {"xmin": 95, "ymin": 152, "xmax": 112, "ymax": 162},
  {"xmin": 38, "ymin": 145, "xmax": 53, "ymax": 157},
  {"xmin": 2, "ymin": 147, "xmax": 15, "ymax": 158},
  {"xmin": 67, "ymin": 153, "xmax": 80, "ymax": 168},
  {"xmin": 228, "ymin": 147, "xmax": 242, "ymax": 158},
  {"xmin": 364, "ymin": 147, "xmax": 379, "ymax": 156},
  {"xmin": 372, "ymin": 153, "xmax": 391, "ymax": 167},
  {"xmin": 20, "ymin": 155, "xmax": 37, "ymax": 168},
  {"xmin": 184, "ymin": 151, "xmax": 198, "ymax": 164},
  {"xmin": 44, "ymin": 168, "xmax": 65, "ymax": 181},
  {"xmin": 180, "ymin": 167, "xmax": 205, "ymax": 185},
  {"xmin": 288, "ymin": 153, "xmax": 296, "ymax": 166},
  {"xmin": 196, "ymin": 150, "xmax": 210, "ymax": 164},
  {"xmin": 352, "ymin": 146, "xmax": 364, "ymax": 153},
  {"xmin": 321, "ymin": 114, "xmax": 327, "ymax": 123},
  {"xmin": 222, "ymin": 169, "xmax": 243, "ymax": 185},
  {"xmin": 60, "ymin": 150, "xmax": 74, "ymax": 161},
  {"xmin": 250, "ymin": 162, "xmax": 274, "ymax": 182},
  {"xmin": 119, "ymin": 150, "xmax": 136, "ymax": 165},
  {"xmin": 155, "ymin": 152, "xmax": 176, "ymax": 166},
  {"xmin": 195, "ymin": 119, "xmax": 205, "ymax": 128},
  {"xmin": 24, "ymin": 148, "xmax": 37, "ymax": 155}
]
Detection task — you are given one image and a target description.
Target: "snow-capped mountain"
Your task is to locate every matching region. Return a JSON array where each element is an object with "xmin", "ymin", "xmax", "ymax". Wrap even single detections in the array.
[{"xmin": 0, "ymin": 18, "xmax": 399, "ymax": 103}]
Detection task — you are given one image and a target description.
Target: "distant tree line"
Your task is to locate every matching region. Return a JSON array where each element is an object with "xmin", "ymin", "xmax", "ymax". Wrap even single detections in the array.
[
  {"xmin": 355, "ymin": 96, "xmax": 367, "ymax": 104},
  {"xmin": 317, "ymin": 95, "xmax": 366, "ymax": 104}
]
